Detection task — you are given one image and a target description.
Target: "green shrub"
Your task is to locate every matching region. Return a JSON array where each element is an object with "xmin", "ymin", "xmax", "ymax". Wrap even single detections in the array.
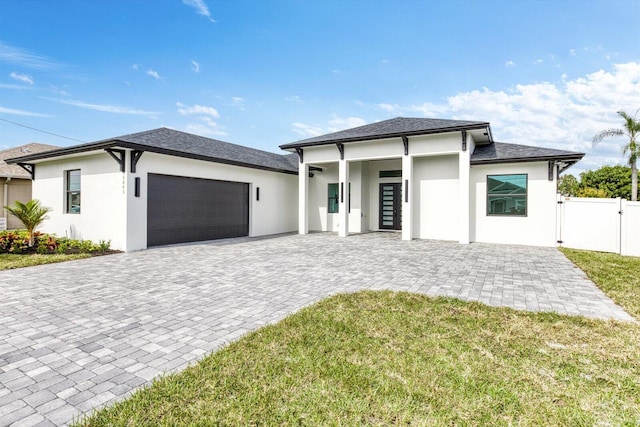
[{"xmin": 0, "ymin": 231, "xmax": 112, "ymax": 255}]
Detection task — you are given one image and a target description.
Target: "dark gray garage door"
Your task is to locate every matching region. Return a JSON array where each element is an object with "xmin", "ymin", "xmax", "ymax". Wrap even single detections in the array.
[{"xmin": 147, "ymin": 174, "xmax": 249, "ymax": 246}]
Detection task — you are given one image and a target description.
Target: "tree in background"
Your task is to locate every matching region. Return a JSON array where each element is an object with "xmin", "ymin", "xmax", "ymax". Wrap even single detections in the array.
[
  {"xmin": 593, "ymin": 110, "xmax": 640, "ymax": 201},
  {"xmin": 575, "ymin": 187, "xmax": 610, "ymax": 198},
  {"xmin": 579, "ymin": 165, "xmax": 632, "ymax": 199},
  {"xmin": 557, "ymin": 174, "xmax": 579, "ymax": 196},
  {"xmin": 5, "ymin": 199, "xmax": 52, "ymax": 246}
]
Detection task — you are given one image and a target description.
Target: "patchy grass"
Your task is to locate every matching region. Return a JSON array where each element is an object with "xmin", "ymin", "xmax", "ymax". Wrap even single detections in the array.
[
  {"xmin": 560, "ymin": 247, "xmax": 640, "ymax": 320},
  {"xmin": 76, "ymin": 291, "xmax": 640, "ymax": 426},
  {"xmin": 0, "ymin": 253, "xmax": 91, "ymax": 270}
]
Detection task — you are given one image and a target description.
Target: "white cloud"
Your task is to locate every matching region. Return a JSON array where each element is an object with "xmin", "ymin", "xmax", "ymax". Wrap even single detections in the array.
[
  {"xmin": 230, "ymin": 97, "xmax": 245, "ymax": 110},
  {"xmin": 405, "ymin": 62, "xmax": 640, "ymax": 173},
  {"xmin": 331, "ymin": 69, "xmax": 341, "ymax": 74},
  {"xmin": 292, "ymin": 115, "xmax": 367, "ymax": 138},
  {"xmin": 176, "ymin": 102, "xmax": 219, "ymax": 118},
  {"xmin": 182, "ymin": 0, "xmax": 216, "ymax": 22},
  {"xmin": 185, "ymin": 116, "xmax": 226, "ymax": 136},
  {"xmin": 378, "ymin": 103, "xmax": 400, "ymax": 113},
  {"xmin": 292, "ymin": 122, "xmax": 323, "ymax": 138},
  {"xmin": 50, "ymin": 85, "xmax": 69, "ymax": 96},
  {"xmin": 0, "ymin": 105, "xmax": 50, "ymax": 117},
  {"xmin": 0, "ymin": 42, "xmax": 59, "ymax": 69},
  {"xmin": 146, "ymin": 69, "xmax": 161, "ymax": 79},
  {"xmin": 0, "ymin": 83, "xmax": 34, "ymax": 90},
  {"xmin": 191, "ymin": 60, "xmax": 200, "ymax": 73},
  {"xmin": 535, "ymin": 59, "xmax": 543, "ymax": 64},
  {"xmin": 43, "ymin": 97, "xmax": 159, "ymax": 116},
  {"xmin": 569, "ymin": 49, "xmax": 577, "ymax": 56},
  {"xmin": 177, "ymin": 101, "xmax": 225, "ymax": 136},
  {"xmin": 285, "ymin": 95, "xmax": 303, "ymax": 104},
  {"xmin": 382, "ymin": 59, "xmax": 390, "ymax": 63},
  {"xmin": 9, "ymin": 72, "xmax": 33, "ymax": 85},
  {"xmin": 505, "ymin": 60, "xmax": 516, "ymax": 67},
  {"xmin": 327, "ymin": 115, "xmax": 367, "ymax": 132},
  {"xmin": 132, "ymin": 63, "xmax": 140, "ymax": 70}
]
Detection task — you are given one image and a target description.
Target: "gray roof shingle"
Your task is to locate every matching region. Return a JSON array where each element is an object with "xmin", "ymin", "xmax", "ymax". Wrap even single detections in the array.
[
  {"xmin": 6, "ymin": 128, "xmax": 298, "ymax": 174},
  {"xmin": 280, "ymin": 117, "xmax": 490, "ymax": 148},
  {"xmin": 471, "ymin": 142, "xmax": 584, "ymax": 164},
  {"xmin": 0, "ymin": 143, "xmax": 59, "ymax": 178}
]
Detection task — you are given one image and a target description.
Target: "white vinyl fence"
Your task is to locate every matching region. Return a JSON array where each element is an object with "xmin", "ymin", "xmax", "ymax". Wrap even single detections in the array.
[{"xmin": 557, "ymin": 195, "xmax": 640, "ymax": 256}]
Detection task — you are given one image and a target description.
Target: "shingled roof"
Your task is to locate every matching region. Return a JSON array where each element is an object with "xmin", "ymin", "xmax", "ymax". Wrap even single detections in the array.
[
  {"xmin": 6, "ymin": 128, "xmax": 298, "ymax": 175},
  {"xmin": 280, "ymin": 117, "xmax": 490, "ymax": 148},
  {"xmin": 0, "ymin": 143, "xmax": 59, "ymax": 178},
  {"xmin": 471, "ymin": 142, "xmax": 584, "ymax": 165}
]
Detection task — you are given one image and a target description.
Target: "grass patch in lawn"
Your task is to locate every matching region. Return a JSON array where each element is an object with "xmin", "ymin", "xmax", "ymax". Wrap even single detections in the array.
[
  {"xmin": 76, "ymin": 291, "xmax": 640, "ymax": 426},
  {"xmin": 560, "ymin": 247, "xmax": 640, "ymax": 320},
  {"xmin": 0, "ymin": 253, "xmax": 92, "ymax": 270}
]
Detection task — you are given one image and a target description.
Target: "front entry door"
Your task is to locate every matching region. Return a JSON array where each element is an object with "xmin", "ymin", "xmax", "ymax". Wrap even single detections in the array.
[{"xmin": 379, "ymin": 183, "xmax": 402, "ymax": 230}]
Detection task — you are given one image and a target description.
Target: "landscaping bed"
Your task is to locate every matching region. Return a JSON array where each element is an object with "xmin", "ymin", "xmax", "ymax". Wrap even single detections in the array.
[{"xmin": 0, "ymin": 230, "xmax": 118, "ymax": 270}]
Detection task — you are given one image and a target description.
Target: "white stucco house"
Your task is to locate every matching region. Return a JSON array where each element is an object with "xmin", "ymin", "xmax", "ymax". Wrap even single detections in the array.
[{"xmin": 6, "ymin": 117, "xmax": 583, "ymax": 251}]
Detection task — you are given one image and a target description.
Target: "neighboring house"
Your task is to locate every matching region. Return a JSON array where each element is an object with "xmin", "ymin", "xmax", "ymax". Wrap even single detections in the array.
[
  {"xmin": 0, "ymin": 143, "xmax": 59, "ymax": 229},
  {"xmin": 280, "ymin": 117, "xmax": 584, "ymax": 247},
  {"xmin": 6, "ymin": 128, "xmax": 298, "ymax": 251},
  {"xmin": 6, "ymin": 117, "xmax": 584, "ymax": 251}
]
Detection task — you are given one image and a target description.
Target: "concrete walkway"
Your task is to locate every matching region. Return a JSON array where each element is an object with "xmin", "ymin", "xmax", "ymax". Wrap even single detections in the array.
[{"xmin": 0, "ymin": 233, "xmax": 634, "ymax": 425}]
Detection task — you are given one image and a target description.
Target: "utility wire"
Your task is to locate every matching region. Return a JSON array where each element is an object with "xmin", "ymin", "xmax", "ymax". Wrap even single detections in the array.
[{"xmin": 0, "ymin": 117, "xmax": 87, "ymax": 143}]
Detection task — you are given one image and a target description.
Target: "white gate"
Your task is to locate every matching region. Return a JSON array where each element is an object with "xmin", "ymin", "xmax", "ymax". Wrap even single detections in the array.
[{"xmin": 557, "ymin": 196, "xmax": 640, "ymax": 256}]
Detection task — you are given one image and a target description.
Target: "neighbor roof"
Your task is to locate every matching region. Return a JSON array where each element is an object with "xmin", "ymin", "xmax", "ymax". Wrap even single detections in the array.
[
  {"xmin": 6, "ymin": 128, "xmax": 298, "ymax": 175},
  {"xmin": 471, "ymin": 142, "xmax": 584, "ymax": 165},
  {"xmin": 280, "ymin": 117, "xmax": 491, "ymax": 149},
  {"xmin": 0, "ymin": 143, "xmax": 59, "ymax": 178}
]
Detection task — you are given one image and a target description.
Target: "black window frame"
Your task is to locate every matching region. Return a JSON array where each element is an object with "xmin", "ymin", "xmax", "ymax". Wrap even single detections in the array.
[
  {"xmin": 486, "ymin": 173, "xmax": 527, "ymax": 217},
  {"xmin": 65, "ymin": 169, "xmax": 81, "ymax": 214}
]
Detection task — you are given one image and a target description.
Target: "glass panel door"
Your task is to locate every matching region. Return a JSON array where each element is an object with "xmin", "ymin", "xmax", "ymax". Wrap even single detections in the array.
[{"xmin": 379, "ymin": 183, "xmax": 402, "ymax": 230}]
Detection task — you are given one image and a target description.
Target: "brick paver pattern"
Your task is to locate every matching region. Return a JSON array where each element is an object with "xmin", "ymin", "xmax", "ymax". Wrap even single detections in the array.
[{"xmin": 0, "ymin": 233, "xmax": 634, "ymax": 425}]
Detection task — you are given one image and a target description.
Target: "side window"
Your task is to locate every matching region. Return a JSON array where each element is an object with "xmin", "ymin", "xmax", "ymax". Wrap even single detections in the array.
[
  {"xmin": 487, "ymin": 174, "xmax": 527, "ymax": 216},
  {"xmin": 66, "ymin": 169, "xmax": 81, "ymax": 214},
  {"xmin": 328, "ymin": 183, "xmax": 339, "ymax": 213}
]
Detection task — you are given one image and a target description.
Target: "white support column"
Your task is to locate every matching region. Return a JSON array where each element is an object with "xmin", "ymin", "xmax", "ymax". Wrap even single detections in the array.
[
  {"xmin": 298, "ymin": 162, "xmax": 309, "ymax": 235},
  {"xmin": 401, "ymin": 155, "xmax": 413, "ymax": 241},
  {"xmin": 458, "ymin": 142, "xmax": 470, "ymax": 244},
  {"xmin": 338, "ymin": 159, "xmax": 349, "ymax": 237}
]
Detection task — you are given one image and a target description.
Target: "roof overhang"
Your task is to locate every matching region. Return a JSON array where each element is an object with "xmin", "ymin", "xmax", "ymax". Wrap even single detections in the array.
[
  {"xmin": 6, "ymin": 140, "xmax": 298, "ymax": 175},
  {"xmin": 280, "ymin": 123, "xmax": 492, "ymax": 150},
  {"xmin": 471, "ymin": 154, "xmax": 584, "ymax": 168}
]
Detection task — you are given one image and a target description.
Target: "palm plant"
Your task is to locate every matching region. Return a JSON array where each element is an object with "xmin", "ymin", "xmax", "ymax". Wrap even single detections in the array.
[
  {"xmin": 5, "ymin": 199, "xmax": 52, "ymax": 246},
  {"xmin": 593, "ymin": 109, "xmax": 640, "ymax": 201}
]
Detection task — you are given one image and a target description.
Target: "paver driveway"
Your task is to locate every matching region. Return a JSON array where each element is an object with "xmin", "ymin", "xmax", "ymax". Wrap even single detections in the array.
[{"xmin": 0, "ymin": 233, "xmax": 634, "ymax": 426}]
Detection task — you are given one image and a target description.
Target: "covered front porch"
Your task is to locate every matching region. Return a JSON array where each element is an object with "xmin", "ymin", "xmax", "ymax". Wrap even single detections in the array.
[{"xmin": 297, "ymin": 152, "xmax": 470, "ymax": 244}]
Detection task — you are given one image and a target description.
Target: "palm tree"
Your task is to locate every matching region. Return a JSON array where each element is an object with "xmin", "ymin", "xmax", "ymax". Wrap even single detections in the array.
[
  {"xmin": 593, "ymin": 109, "xmax": 640, "ymax": 201},
  {"xmin": 5, "ymin": 199, "xmax": 52, "ymax": 246}
]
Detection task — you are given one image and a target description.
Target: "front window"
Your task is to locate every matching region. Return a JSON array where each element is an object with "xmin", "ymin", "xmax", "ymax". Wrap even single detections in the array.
[
  {"xmin": 66, "ymin": 169, "xmax": 81, "ymax": 214},
  {"xmin": 487, "ymin": 174, "xmax": 527, "ymax": 216},
  {"xmin": 328, "ymin": 183, "xmax": 339, "ymax": 213}
]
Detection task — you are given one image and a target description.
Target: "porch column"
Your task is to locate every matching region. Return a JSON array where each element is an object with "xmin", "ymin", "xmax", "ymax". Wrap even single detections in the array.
[
  {"xmin": 402, "ymin": 155, "xmax": 413, "ymax": 241},
  {"xmin": 338, "ymin": 159, "xmax": 349, "ymax": 237},
  {"xmin": 299, "ymin": 162, "xmax": 309, "ymax": 235},
  {"xmin": 459, "ymin": 144, "xmax": 470, "ymax": 244}
]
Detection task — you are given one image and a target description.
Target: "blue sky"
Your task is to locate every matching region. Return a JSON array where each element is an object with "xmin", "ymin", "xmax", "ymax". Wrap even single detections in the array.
[{"xmin": 1, "ymin": 0, "xmax": 639, "ymax": 175}]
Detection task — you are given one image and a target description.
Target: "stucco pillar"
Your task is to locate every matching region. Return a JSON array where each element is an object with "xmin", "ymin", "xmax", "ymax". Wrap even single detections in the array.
[
  {"xmin": 299, "ymin": 162, "xmax": 309, "ymax": 235},
  {"xmin": 459, "ymin": 145, "xmax": 470, "ymax": 244},
  {"xmin": 338, "ymin": 159, "xmax": 349, "ymax": 237},
  {"xmin": 401, "ymin": 155, "xmax": 413, "ymax": 241}
]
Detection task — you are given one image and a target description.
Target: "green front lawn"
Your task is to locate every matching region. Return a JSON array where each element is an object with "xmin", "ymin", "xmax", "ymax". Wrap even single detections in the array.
[
  {"xmin": 0, "ymin": 253, "xmax": 92, "ymax": 270},
  {"xmin": 560, "ymin": 247, "xmax": 640, "ymax": 319},
  {"xmin": 77, "ymin": 289, "xmax": 640, "ymax": 426}
]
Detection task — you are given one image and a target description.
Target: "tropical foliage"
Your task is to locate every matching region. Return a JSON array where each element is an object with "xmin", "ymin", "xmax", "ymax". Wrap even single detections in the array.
[
  {"xmin": 4, "ymin": 199, "xmax": 51, "ymax": 246},
  {"xmin": 0, "ymin": 230, "xmax": 111, "ymax": 254},
  {"xmin": 592, "ymin": 109, "xmax": 640, "ymax": 201},
  {"xmin": 559, "ymin": 165, "xmax": 635, "ymax": 199}
]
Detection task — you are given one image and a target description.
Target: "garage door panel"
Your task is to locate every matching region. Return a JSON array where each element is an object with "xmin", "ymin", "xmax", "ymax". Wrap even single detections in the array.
[{"xmin": 147, "ymin": 174, "xmax": 249, "ymax": 246}]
